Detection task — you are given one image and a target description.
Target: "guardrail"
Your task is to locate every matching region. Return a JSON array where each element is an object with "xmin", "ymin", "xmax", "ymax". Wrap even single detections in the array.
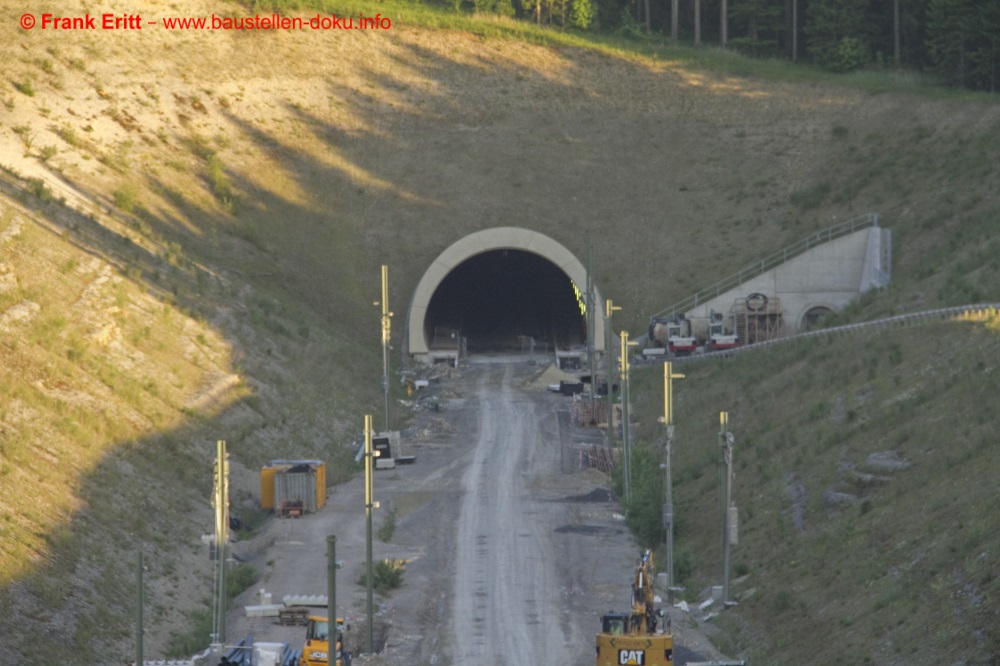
[
  {"xmin": 664, "ymin": 303, "xmax": 1000, "ymax": 364},
  {"xmin": 649, "ymin": 213, "xmax": 879, "ymax": 321}
]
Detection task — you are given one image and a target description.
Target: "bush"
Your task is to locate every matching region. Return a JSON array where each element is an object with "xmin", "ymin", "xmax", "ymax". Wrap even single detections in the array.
[
  {"xmin": 15, "ymin": 80, "xmax": 35, "ymax": 97},
  {"xmin": 28, "ymin": 177, "xmax": 54, "ymax": 203},
  {"xmin": 569, "ymin": 0, "xmax": 596, "ymax": 29},
  {"xmin": 612, "ymin": 440, "xmax": 665, "ymax": 548},
  {"xmin": 359, "ymin": 558, "xmax": 405, "ymax": 595},
  {"xmin": 614, "ymin": 7, "xmax": 645, "ymax": 39},
  {"xmin": 377, "ymin": 507, "xmax": 397, "ymax": 542},
  {"xmin": 226, "ymin": 563, "xmax": 258, "ymax": 598},
  {"xmin": 114, "ymin": 183, "xmax": 139, "ymax": 213},
  {"xmin": 823, "ymin": 36, "xmax": 870, "ymax": 73}
]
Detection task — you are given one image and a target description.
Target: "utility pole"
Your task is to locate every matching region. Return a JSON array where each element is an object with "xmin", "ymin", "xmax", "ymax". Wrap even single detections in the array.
[
  {"xmin": 720, "ymin": 412, "xmax": 735, "ymax": 606},
  {"xmin": 620, "ymin": 331, "xmax": 637, "ymax": 505},
  {"xmin": 211, "ymin": 440, "xmax": 229, "ymax": 656},
  {"xmin": 380, "ymin": 265, "xmax": 392, "ymax": 433},
  {"xmin": 135, "ymin": 551, "xmax": 143, "ymax": 666},
  {"xmin": 364, "ymin": 415, "xmax": 376, "ymax": 655},
  {"xmin": 586, "ymin": 242, "xmax": 596, "ymax": 423},
  {"xmin": 605, "ymin": 300, "xmax": 621, "ymax": 443},
  {"xmin": 671, "ymin": 0, "xmax": 678, "ymax": 40},
  {"xmin": 662, "ymin": 362, "xmax": 684, "ymax": 603},
  {"xmin": 327, "ymin": 535, "xmax": 337, "ymax": 653}
]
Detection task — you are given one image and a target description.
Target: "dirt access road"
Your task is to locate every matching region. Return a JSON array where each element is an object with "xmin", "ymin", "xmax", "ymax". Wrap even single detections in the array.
[{"xmin": 227, "ymin": 356, "xmax": 725, "ymax": 665}]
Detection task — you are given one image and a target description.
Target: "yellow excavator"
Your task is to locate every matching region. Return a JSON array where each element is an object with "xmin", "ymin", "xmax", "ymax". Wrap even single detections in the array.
[
  {"xmin": 596, "ymin": 549, "xmax": 673, "ymax": 666},
  {"xmin": 299, "ymin": 615, "xmax": 351, "ymax": 666}
]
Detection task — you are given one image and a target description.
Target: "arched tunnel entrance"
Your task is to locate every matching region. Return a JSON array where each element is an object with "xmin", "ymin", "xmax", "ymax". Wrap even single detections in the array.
[
  {"xmin": 426, "ymin": 249, "xmax": 584, "ymax": 353},
  {"xmin": 407, "ymin": 228, "xmax": 605, "ymax": 362}
]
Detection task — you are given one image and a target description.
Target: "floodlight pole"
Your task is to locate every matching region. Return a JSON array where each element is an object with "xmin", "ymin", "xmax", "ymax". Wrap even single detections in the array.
[
  {"xmin": 720, "ymin": 412, "xmax": 734, "ymax": 606},
  {"xmin": 364, "ymin": 415, "xmax": 375, "ymax": 655},
  {"xmin": 586, "ymin": 240, "xmax": 596, "ymax": 421},
  {"xmin": 663, "ymin": 362, "xmax": 684, "ymax": 602},
  {"xmin": 620, "ymin": 331, "xmax": 637, "ymax": 505},
  {"xmin": 605, "ymin": 300, "xmax": 621, "ymax": 443},
  {"xmin": 380, "ymin": 265, "xmax": 392, "ymax": 433},
  {"xmin": 211, "ymin": 439, "xmax": 229, "ymax": 652},
  {"xmin": 135, "ymin": 550, "xmax": 143, "ymax": 666},
  {"xmin": 327, "ymin": 535, "xmax": 337, "ymax": 656}
]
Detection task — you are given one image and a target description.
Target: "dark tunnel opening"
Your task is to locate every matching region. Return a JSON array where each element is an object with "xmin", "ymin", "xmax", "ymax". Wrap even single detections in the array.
[{"xmin": 425, "ymin": 249, "xmax": 586, "ymax": 353}]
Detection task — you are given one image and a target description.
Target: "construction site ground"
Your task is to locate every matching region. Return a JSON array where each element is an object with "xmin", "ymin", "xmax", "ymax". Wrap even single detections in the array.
[{"xmin": 226, "ymin": 355, "xmax": 731, "ymax": 665}]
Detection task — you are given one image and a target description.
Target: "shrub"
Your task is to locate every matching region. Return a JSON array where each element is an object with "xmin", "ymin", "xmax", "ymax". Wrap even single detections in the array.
[
  {"xmin": 569, "ymin": 0, "xmax": 596, "ymax": 29},
  {"xmin": 827, "ymin": 36, "xmax": 870, "ymax": 73},
  {"xmin": 114, "ymin": 183, "xmax": 139, "ymax": 213},
  {"xmin": 28, "ymin": 177, "xmax": 54, "ymax": 203},
  {"xmin": 359, "ymin": 558, "xmax": 405, "ymax": 595},
  {"xmin": 14, "ymin": 80, "xmax": 35, "ymax": 97},
  {"xmin": 614, "ymin": 7, "xmax": 645, "ymax": 39},
  {"xmin": 377, "ymin": 507, "xmax": 397, "ymax": 542},
  {"xmin": 226, "ymin": 563, "xmax": 258, "ymax": 598}
]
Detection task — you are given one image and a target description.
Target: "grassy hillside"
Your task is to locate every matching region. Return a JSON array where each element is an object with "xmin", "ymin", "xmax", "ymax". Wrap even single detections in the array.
[
  {"xmin": 1, "ymin": 0, "xmax": 998, "ymax": 661},
  {"xmin": 631, "ymin": 312, "xmax": 1000, "ymax": 664}
]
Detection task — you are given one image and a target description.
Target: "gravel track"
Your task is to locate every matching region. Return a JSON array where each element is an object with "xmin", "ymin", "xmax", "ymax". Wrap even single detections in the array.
[{"xmin": 224, "ymin": 356, "xmax": 728, "ymax": 666}]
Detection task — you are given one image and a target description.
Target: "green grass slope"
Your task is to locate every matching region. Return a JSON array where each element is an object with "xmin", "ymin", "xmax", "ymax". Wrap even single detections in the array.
[
  {"xmin": 632, "ymin": 312, "xmax": 1000, "ymax": 664},
  {"xmin": 0, "ymin": 0, "xmax": 998, "ymax": 661}
]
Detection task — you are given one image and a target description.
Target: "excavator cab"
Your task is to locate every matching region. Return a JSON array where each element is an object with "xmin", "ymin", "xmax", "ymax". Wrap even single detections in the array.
[{"xmin": 601, "ymin": 613, "xmax": 628, "ymax": 635}]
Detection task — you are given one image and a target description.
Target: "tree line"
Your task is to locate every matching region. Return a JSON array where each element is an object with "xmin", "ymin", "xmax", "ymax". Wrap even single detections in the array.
[{"xmin": 461, "ymin": 0, "xmax": 1000, "ymax": 92}]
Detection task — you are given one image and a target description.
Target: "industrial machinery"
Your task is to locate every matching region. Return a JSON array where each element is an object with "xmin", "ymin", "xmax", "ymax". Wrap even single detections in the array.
[
  {"xmin": 596, "ymin": 550, "xmax": 673, "ymax": 666},
  {"xmin": 706, "ymin": 310, "xmax": 739, "ymax": 351},
  {"xmin": 299, "ymin": 616, "xmax": 351, "ymax": 666},
  {"xmin": 648, "ymin": 317, "xmax": 696, "ymax": 356}
]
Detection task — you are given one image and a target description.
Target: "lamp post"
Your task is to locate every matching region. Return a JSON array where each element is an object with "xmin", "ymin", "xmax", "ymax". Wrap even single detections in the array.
[
  {"xmin": 364, "ymin": 415, "xmax": 377, "ymax": 654},
  {"xmin": 135, "ymin": 551, "xmax": 143, "ymax": 666},
  {"xmin": 211, "ymin": 440, "xmax": 229, "ymax": 655},
  {"xmin": 605, "ymin": 300, "xmax": 621, "ymax": 442},
  {"xmin": 662, "ymin": 361, "xmax": 684, "ymax": 602},
  {"xmin": 620, "ymin": 331, "xmax": 637, "ymax": 504},
  {"xmin": 586, "ymin": 241, "xmax": 596, "ymax": 422},
  {"xmin": 379, "ymin": 265, "xmax": 392, "ymax": 433},
  {"xmin": 327, "ymin": 535, "xmax": 337, "ymax": 658},
  {"xmin": 720, "ymin": 412, "xmax": 735, "ymax": 606}
]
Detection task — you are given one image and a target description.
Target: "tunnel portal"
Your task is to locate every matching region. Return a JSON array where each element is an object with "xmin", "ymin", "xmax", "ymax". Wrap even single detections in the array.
[
  {"xmin": 426, "ymin": 249, "xmax": 584, "ymax": 353},
  {"xmin": 406, "ymin": 227, "xmax": 605, "ymax": 362}
]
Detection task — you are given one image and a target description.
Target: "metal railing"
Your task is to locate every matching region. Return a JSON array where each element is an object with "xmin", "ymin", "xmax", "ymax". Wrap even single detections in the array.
[
  {"xmin": 667, "ymin": 303, "xmax": 1000, "ymax": 364},
  {"xmin": 650, "ymin": 212, "xmax": 879, "ymax": 322}
]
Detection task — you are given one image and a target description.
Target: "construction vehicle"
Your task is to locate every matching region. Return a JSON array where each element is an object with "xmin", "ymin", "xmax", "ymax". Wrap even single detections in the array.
[
  {"xmin": 596, "ymin": 550, "xmax": 673, "ymax": 666},
  {"xmin": 649, "ymin": 317, "xmax": 697, "ymax": 356},
  {"xmin": 706, "ymin": 310, "xmax": 739, "ymax": 351},
  {"xmin": 299, "ymin": 616, "xmax": 351, "ymax": 666}
]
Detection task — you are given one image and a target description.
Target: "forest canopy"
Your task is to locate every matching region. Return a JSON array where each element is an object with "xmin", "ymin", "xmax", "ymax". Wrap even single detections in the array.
[{"xmin": 453, "ymin": 0, "xmax": 1000, "ymax": 92}]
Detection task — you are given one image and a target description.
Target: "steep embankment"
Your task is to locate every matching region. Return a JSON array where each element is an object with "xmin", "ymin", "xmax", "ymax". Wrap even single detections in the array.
[
  {"xmin": 631, "ymin": 311, "xmax": 1000, "ymax": 665},
  {"xmin": 1, "ymin": 0, "xmax": 999, "ymax": 662}
]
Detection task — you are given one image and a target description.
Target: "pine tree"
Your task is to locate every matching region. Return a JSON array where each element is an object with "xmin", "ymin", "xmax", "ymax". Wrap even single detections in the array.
[
  {"xmin": 805, "ymin": 0, "xmax": 872, "ymax": 71},
  {"xmin": 729, "ymin": 0, "xmax": 786, "ymax": 57},
  {"xmin": 570, "ymin": 0, "xmax": 598, "ymax": 28},
  {"xmin": 928, "ymin": 0, "xmax": 1000, "ymax": 91}
]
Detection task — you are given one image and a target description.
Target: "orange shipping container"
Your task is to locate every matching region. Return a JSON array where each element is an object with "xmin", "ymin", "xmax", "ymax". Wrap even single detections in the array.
[{"xmin": 261, "ymin": 460, "xmax": 326, "ymax": 511}]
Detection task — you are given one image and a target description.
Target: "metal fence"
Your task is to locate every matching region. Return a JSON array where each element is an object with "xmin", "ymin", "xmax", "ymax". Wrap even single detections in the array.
[{"xmin": 668, "ymin": 303, "xmax": 1000, "ymax": 364}]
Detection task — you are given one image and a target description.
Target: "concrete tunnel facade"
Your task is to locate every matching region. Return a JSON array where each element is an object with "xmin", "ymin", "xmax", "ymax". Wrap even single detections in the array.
[{"xmin": 406, "ymin": 228, "xmax": 605, "ymax": 363}]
